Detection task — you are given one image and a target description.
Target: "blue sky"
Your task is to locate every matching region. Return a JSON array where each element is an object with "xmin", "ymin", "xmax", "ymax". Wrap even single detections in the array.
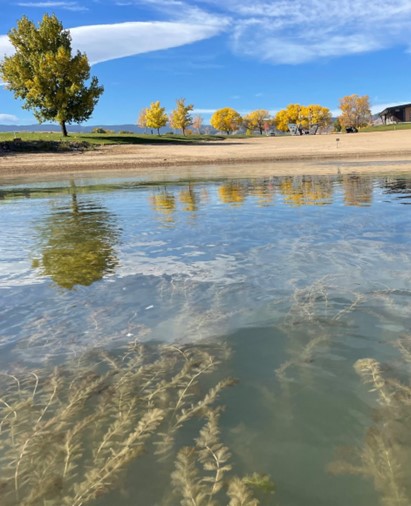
[{"xmin": 1, "ymin": 0, "xmax": 411, "ymax": 125}]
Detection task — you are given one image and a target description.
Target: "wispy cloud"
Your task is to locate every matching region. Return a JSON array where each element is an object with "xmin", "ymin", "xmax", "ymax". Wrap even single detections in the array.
[
  {"xmin": 219, "ymin": 0, "xmax": 411, "ymax": 63},
  {"xmin": 70, "ymin": 21, "xmax": 226, "ymax": 64},
  {"xmin": 140, "ymin": 0, "xmax": 411, "ymax": 64},
  {"xmin": 0, "ymin": 18, "xmax": 227, "ymax": 65},
  {"xmin": 3, "ymin": 1, "xmax": 410, "ymax": 67},
  {"xmin": 17, "ymin": 1, "xmax": 88, "ymax": 11},
  {"xmin": 0, "ymin": 113, "xmax": 20, "ymax": 124}
]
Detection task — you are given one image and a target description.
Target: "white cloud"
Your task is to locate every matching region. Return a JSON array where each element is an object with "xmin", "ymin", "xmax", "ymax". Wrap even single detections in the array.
[
  {"xmin": 158, "ymin": 0, "xmax": 411, "ymax": 64},
  {"xmin": 17, "ymin": 1, "xmax": 88, "ymax": 11},
  {"xmin": 0, "ymin": 19, "xmax": 227, "ymax": 65},
  {"xmin": 222, "ymin": 0, "xmax": 411, "ymax": 64},
  {"xmin": 3, "ymin": 0, "xmax": 410, "ymax": 67},
  {"xmin": 70, "ymin": 21, "xmax": 225, "ymax": 64},
  {"xmin": 0, "ymin": 113, "xmax": 20, "ymax": 124},
  {"xmin": 0, "ymin": 35, "xmax": 13, "ymax": 59}
]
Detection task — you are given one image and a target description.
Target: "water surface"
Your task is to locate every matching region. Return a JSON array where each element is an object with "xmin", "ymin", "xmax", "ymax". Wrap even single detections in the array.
[{"xmin": 1, "ymin": 171, "xmax": 411, "ymax": 506}]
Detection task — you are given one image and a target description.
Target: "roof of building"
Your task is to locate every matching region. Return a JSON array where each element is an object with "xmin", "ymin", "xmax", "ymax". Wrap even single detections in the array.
[{"xmin": 379, "ymin": 103, "xmax": 411, "ymax": 116}]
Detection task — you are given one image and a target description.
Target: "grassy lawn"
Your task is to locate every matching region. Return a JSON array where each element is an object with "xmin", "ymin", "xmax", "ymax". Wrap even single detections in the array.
[
  {"xmin": 0, "ymin": 131, "xmax": 246, "ymax": 153},
  {"xmin": 361, "ymin": 123, "xmax": 411, "ymax": 132}
]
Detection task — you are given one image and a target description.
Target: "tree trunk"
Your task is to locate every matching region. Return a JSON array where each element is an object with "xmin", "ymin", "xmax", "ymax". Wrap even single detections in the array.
[
  {"xmin": 157, "ymin": 128, "xmax": 160, "ymax": 136},
  {"xmin": 60, "ymin": 121, "xmax": 68, "ymax": 137}
]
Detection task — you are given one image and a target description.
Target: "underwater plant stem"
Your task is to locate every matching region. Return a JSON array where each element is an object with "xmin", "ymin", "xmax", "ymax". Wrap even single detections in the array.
[
  {"xmin": 174, "ymin": 359, "xmax": 215, "ymax": 414},
  {"xmin": 206, "ymin": 443, "xmax": 223, "ymax": 502},
  {"xmin": 14, "ymin": 438, "xmax": 30, "ymax": 500},
  {"xmin": 0, "ymin": 398, "xmax": 17, "ymax": 435},
  {"xmin": 35, "ymin": 381, "xmax": 58, "ymax": 427}
]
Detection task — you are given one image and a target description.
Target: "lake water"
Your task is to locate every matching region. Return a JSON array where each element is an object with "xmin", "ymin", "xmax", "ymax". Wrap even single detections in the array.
[{"xmin": 0, "ymin": 170, "xmax": 411, "ymax": 506}]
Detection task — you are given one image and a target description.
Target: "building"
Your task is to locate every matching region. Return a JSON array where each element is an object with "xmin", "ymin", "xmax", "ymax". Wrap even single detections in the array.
[{"xmin": 379, "ymin": 103, "xmax": 411, "ymax": 124}]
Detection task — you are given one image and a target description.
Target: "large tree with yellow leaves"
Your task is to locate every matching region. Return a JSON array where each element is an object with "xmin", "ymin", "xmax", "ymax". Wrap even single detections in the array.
[
  {"xmin": 339, "ymin": 94, "xmax": 371, "ymax": 130},
  {"xmin": 275, "ymin": 104, "xmax": 332, "ymax": 133},
  {"xmin": 210, "ymin": 107, "xmax": 242, "ymax": 135},
  {"xmin": 0, "ymin": 14, "xmax": 103, "ymax": 136}
]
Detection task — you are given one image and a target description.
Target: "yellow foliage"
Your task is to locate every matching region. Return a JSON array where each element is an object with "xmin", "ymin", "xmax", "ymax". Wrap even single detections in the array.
[
  {"xmin": 0, "ymin": 14, "xmax": 103, "ymax": 136},
  {"xmin": 169, "ymin": 98, "xmax": 193, "ymax": 135},
  {"xmin": 145, "ymin": 101, "xmax": 168, "ymax": 135},
  {"xmin": 137, "ymin": 107, "xmax": 148, "ymax": 130},
  {"xmin": 243, "ymin": 109, "xmax": 271, "ymax": 134},
  {"xmin": 210, "ymin": 108, "xmax": 242, "ymax": 134},
  {"xmin": 339, "ymin": 94, "xmax": 371, "ymax": 129},
  {"xmin": 275, "ymin": 104, "xmax": 332, "ymax": 132}
]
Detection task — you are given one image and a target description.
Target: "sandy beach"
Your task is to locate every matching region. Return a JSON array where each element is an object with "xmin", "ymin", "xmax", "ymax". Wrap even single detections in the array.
[{"xmin": 1, "ymin": 130, "xmax": 411, "ymax": 180}]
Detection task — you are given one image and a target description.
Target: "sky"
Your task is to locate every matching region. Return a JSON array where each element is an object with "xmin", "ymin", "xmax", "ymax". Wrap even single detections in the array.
[{"xmin": 1, "ymin": 0, "xmax": 411, "ymax": 126}]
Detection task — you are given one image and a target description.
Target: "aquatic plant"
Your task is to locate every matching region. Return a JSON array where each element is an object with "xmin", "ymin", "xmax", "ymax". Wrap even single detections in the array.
[
  {"xmin": 170, "ymin": 409, "xmax": 274, "ymax": 505},
  {"xmin": 0, "ymin": 338, "xmax": 274, "ymax": 506},
  {"xmin": 0, "ymin": 341, "xmax": 239, "ymax": 506},
  {"xmin": 328, "ymin": 336, "xmax": 411, "ymax": 505},
  {"xmin": 276, "ymin": 278, "xmax": 364, "ymax": 381}
]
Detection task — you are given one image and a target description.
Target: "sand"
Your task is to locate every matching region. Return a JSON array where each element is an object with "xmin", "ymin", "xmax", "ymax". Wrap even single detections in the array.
[{"xmin": 1, "ymin": 130, "xmax": 411, "ymax": 181}]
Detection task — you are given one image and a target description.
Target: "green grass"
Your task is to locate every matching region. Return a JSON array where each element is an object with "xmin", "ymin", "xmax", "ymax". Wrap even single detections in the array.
[
  {"xmin": 361, "ymin": 123, "xmax": 411, "ymax": 132},
  {"xmin": 0, "ymin": 132, "xmax": 230, "ymax": 151}
]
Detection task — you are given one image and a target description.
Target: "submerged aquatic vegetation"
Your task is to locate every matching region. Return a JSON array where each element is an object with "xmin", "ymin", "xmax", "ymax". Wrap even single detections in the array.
[
  {"xmin": 0, "ymin": 340, "xmax": 243, "ymax": 506},
  {"xmin": 329, "ymin": 336, "xmax": 411, "ymax": 505},
  {"xmin": 170, "ymin": 409, "xmax": 274, "ymax": 506},
  {"xmin": 0, "ymin": 339, "xmax": 273, "ymax": 506},
  {"xmin": 275, "ymin": 277, "xmax": 364, "ymax": 382}
]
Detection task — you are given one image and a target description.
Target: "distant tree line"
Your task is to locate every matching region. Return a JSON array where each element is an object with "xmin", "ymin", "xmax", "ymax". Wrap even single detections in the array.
[{"xmin": 138, "ymin": 95, "xmax": 371, "ymax": 136}]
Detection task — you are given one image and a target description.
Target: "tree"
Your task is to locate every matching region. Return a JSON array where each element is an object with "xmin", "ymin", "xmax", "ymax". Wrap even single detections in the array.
[
  {"xmin": 0, "ymin": 14, "xmax": 103, "ymax": 137},
  {"xmin": 275, "ymin": 104, "xmax": 305, "ymax": 132},
  {"xmin": 243, "ymin": 109, "xmax": 271, "ymax": 135},
  {"xmin": 210, "ymin": 107, "xmax": 242, "ymax": 135},
  {"xmin": 192, "ymin": 114, "xmax": 203, "ymax": 134},
  {"xmin": 334, "ymin": 117, "xmax": 342, "ymax": 132},
  {"xmin": 137, "ymin": 107, "xmax": 148, "ymax": 133},
  {"xmin": 303, "ymin": 105, "xmax": 332, "ymax": 132},
  {"xmin": 169, "ymin": 98, "xmax": 193, "ymax": 135},
  {"xmin": 275, "ymin": 104, "xmax": 332, "ymax": 133},
  {"xmin": 339, "ymin": 94, "xmax": 371, "ymax": 130},
  {"xmin": 145, "ymin": 101, "xmax": 168, "ymax": 135}
]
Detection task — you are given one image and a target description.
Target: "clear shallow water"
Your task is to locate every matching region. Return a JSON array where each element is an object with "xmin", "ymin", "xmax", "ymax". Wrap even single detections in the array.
[{"xmin": 0, "ymin": 171, "xmax": 411, "ymax": 506}]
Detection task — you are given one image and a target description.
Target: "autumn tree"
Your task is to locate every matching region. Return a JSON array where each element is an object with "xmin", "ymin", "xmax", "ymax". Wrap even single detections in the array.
[
  {"xmin": 0, "ymin": 14, "xmax": 103, "ymax": 137},
  {"xmin": 275, "ymin": 104, "xmax": 332, "ymax": 133},
  {"xmin": 145, "ymin": 101, "xmax": 168, "ymax": 135},
  {"xmin": 210, "ymin": 107, "xmax": 242, "ymax": 135},
  {"xmin": 275, "ymin": 104, "xmax": 305, "ymax": 132},
  {"xmin": 243, "ymin": 109, "xmax": 271, "ymax": 135},
  {"xmin": 192, "ymin": 114, "xmax": 203, "ymax": 134},
  {"xmin": 169, "ymin": 98, "xmax": 193, "ymax": 135},
  {"xmin": 339, "ymin": 94, "xmax": 371, "ymax": 130},
  {"xmin": 137, "ymin": 107, "xmax": 148, "ymax": 133},
  {"xmin": 303, "ymin": 105, "xmax": 332, "ymax": 132}
]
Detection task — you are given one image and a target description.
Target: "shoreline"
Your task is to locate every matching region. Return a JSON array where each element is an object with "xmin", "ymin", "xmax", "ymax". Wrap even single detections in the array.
[{"xmin": 1, "ymin": 131, "xmax": 411, "ymax": 180}]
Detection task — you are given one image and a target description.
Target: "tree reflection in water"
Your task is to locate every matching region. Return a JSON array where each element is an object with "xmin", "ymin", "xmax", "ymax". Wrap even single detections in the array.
[{"xmin": 34, "ymin": 183, "xmax": 119, "ymax": 289}]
